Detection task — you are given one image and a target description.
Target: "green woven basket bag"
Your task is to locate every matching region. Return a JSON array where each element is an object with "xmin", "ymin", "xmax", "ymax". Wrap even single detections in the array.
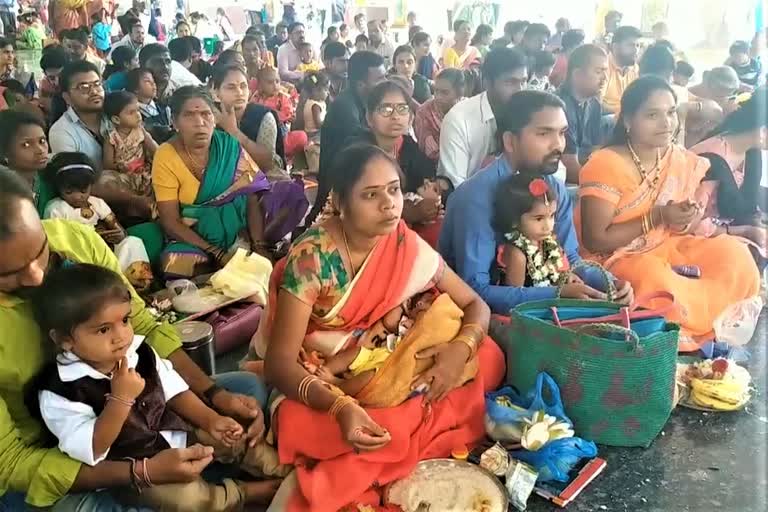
[{"xmin": 495, "ymin": 298, "xmax": 679, "ymax": 448}]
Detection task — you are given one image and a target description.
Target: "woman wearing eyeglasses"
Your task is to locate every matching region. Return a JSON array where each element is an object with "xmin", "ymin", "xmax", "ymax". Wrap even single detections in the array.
[{"xmin": 347, "ymin": 80, "xmax": 445, "ymax": 246}]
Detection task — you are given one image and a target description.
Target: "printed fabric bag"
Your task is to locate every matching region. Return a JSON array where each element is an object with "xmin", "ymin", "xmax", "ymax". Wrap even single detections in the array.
[{"xmin": 495, "ymin": 265, "xmax": 679, "ymax": 447}]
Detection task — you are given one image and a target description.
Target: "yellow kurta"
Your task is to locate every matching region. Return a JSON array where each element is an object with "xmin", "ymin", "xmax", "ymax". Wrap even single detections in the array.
[{"xmin": 0, "ymin": 220, "xmax": 182, "ymax": 506}]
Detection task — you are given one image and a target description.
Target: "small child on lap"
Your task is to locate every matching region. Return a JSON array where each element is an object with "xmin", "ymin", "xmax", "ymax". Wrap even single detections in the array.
[
  {"xmin": 32, "ymin": 264, "xmax": 287, "ymax": 511},
  {"xmin": 493, "ymin": 175, "xmax": 571, "ymax": 287}
]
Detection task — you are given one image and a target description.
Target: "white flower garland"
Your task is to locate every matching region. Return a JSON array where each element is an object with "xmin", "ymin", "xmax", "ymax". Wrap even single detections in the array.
[{"xmin": 504, "ymin": 231, "xmax": 565, "ymax": 287}]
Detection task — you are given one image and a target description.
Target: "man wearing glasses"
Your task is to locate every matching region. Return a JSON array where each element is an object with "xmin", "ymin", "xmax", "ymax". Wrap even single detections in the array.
[{"xmin": 48, "ymin": 61, "xmax": 108, "ymax": 170}]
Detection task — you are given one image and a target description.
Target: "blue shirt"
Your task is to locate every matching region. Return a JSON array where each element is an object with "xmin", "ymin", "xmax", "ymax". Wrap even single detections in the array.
[
  {"xmin": 439, "ymin": 156, "xmax": 608, "ymax": 314},
  {"xmin": 105, "ymin": 71, "xmax": 127, "ymax": 92},
  {"xmin": 48, "ymin": 108, "xmax": 109, "ymax": 171},
  {"xmin": 558, "ymin": 87, "xmax": 604, "ymax": 164},
  {"xmin": 91, "ymin": 22, "xmax": 112, "ymax": 51}
]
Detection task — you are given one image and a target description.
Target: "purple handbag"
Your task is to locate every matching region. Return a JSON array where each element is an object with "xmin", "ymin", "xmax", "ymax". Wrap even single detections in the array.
[{"xmin": 204, "ymin": 302, "xmax": 263, "ymax": 355}]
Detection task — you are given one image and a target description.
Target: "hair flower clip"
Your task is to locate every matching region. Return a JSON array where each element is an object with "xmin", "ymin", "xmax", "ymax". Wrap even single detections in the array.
[{"xmin": 528, "ymin": 178, "xmax": 550, "ymax": 205}]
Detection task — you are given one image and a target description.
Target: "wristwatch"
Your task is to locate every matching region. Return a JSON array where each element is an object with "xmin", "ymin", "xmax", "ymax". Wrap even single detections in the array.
[{"xmin": 202, "ymin": 383, "xmax": 226, "ymax": 406}]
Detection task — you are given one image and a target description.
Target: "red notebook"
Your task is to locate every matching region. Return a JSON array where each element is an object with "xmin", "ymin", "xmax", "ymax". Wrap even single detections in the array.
[{"xmin": 533, "ymin": 457, "xmax": 607, "ymax": 507}]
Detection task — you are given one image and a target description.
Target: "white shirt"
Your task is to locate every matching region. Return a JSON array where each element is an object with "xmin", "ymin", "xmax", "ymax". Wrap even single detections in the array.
[
  {"xmin": 163, "ymin": 60, "xmax": 203, "ymax": 100},
  {"xmin": 438, "ymin": 92, "xmax": 497, "ymax": 186},
  {"xmin": 369, "ymin": 38, "xmax": 395, "ymax": 67},
  {"xmin": 108, "ymin": 34, "xmax": 157, "ymax": 60},
  {"xmin": 44, "ymin": 196, "xmax": 113, "ymax": 226},
  {"xmin": 38, "ymin": 336, "xmax": 189, "ymax": 466}
]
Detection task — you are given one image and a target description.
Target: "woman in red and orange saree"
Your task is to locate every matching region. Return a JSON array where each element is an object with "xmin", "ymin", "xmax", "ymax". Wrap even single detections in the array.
[
  {"xmin": 252, "ymin": 144, "xmax": 504, "ymax": 512},
  {"xmin": 576, "ymin": 76, "xmax": 760, "ymax": 352}
]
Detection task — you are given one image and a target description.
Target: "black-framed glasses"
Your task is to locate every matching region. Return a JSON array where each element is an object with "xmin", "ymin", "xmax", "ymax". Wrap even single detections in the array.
[{"xmin": 375, "ymin": 103, "xmax": 410, "ymax": 117}]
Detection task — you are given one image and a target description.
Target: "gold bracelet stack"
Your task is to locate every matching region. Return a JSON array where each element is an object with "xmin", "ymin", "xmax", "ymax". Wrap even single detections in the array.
[
  {"xmin": 641, "ymin": 210, "xmax": 656, "ymax": 235},
  {"xmin": 328, "ymin": 395, "xmax": 358, "ymax": 418},
  {"xmin": 454, "ymin": 322, "xmax": 485, "ymax": 356},
  {"xmin": 298, "ymin": 375, "xmax": 319, "ymax": 405}
]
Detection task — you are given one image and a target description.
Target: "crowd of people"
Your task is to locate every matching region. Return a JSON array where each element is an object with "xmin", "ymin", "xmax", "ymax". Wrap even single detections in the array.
[{"xmin": 0, "ymin": 2, "xmax": 766, "ymax": 511}]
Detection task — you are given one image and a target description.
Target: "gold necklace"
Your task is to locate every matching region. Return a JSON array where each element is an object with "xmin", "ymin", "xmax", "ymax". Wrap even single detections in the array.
[
  {"xmin": 341, "ymin": 224, "xmax": 357, "ymax": 279},
  {"xmin": 627, "ymin": 141, "xmax": 661, "ymax": 186},
  {"xmin": 183, "ymin": 143, "xmax": 207, "ymax": 174}
]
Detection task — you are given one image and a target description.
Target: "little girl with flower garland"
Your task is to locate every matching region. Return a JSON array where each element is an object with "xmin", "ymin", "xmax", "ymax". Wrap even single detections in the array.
[{"xmin": 493, "ymin": 175, "xmax": 573, "ymax": 287}]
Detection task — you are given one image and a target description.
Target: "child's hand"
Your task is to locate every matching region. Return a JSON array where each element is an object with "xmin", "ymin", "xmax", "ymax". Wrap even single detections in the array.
[
  {"xmin": 207, "ymin": 415, "xmax": 244, "ymax": 448},
  {"xmin": 110, "ymin": 357, "xmax": 145, "ymax": 401},
  {"xmin": 102, "ymin": 227, "xmax": 126, "ymax": 245},
  {"xmin": 567, "ymin": 274, "xmax": 583, "ymax": 285}
]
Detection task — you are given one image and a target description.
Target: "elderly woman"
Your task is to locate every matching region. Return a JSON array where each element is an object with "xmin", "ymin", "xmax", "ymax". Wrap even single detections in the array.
[
  {"xmin": 413, "ymin": 68, "xmax": 465, "ymax": 164},
  {"xmin": 258, "ymin": 144, "xmax": 505, "ymax": 511},
  {"xmin": 576, "ymin": 76, "xmax": 761, "ymax": 352},
  {"xmin": 153, "ymin": 86, "xmax": 306, "ymax": 278}
]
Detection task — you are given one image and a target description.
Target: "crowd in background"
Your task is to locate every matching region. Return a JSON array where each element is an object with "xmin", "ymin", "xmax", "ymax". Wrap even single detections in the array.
[{"xmin": 0, "ymin": 0, "xmax": 765, "ymax": 510}]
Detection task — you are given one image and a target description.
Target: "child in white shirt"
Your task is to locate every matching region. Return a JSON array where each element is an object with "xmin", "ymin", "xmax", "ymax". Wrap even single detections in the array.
[
  {"xmin": 32, "ymin": 264, "xmax": 286, "ymax": 510},
  {"xmin": 42, "ymin": 152, "xmax": 154, "ymax": 291}
]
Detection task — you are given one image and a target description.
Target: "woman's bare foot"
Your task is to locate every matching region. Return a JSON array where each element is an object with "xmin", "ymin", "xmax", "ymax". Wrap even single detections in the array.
[
  {"xmin": 316, "ymin": 366, "xmax": 343, "ymax": 385},
  {"xmin": 242, "ymin": 479, "xmax": 283, "ymax": 504}
]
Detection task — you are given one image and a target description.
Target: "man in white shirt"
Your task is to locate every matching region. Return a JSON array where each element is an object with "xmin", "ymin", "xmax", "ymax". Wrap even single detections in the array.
[
  {"xmin": 367, "ymin": 20, "xmax": 394, "ymax": 67},
  {"xmin": 277, "ymin": 22, "xmax": 308, "ymax": 82},
  {"xmin": 349, "ymin": 12, "xmax": 366, "ymax": 42},
  {"xmin": 139, "ymin": 44, "xmax": 200, "ymax": 103},
  {"xmin": 438, "ymin": 48, "xmax": 528, "ymax": 187},
  {"xmin": 109, "ymin": 18, "xmax": 156, "ymax": 59}
]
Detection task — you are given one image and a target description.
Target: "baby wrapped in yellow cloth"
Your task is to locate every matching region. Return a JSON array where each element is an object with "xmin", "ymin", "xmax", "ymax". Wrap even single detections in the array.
[{"xmin": 313, "ymin": 293, "xmax": 479, "ymax": 407}]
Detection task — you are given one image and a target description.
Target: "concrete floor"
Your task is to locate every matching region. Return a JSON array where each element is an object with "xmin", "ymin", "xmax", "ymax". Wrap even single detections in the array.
[{"xmin": 214, "ymin": 314, "xmax": 767, "ymax": 512}]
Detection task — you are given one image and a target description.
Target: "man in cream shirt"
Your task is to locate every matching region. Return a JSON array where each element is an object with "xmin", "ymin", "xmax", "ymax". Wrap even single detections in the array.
[{"xmin": 438, "ymin": 48, "xmax": 527, "ymax": 187}]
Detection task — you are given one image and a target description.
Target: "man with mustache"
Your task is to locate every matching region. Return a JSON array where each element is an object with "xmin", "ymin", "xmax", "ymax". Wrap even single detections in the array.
[
  {"xmin": 438, "ymin": 48, "xmax": 528, "ymax": 187},
  {"xmin": 277, "ymin": 22, "xmax": 309, "ymax": 82},
  {"xmin": 0, "ymin": 169, "xmax": 271, "ymax": 510},
  {"xmin": 558, "ymin": 44, "xmax": 610, "ymax": 183},
  {"xmin": 49, "ymin": 61, "xmax": 109, "ymax": 170},
  {"xmin": 439, "ymin": 90, "xmax": 634, "ymax": 313},
  {"xmin": 601, "ymin": 25, "xmax": 642, "ymax": 113}
]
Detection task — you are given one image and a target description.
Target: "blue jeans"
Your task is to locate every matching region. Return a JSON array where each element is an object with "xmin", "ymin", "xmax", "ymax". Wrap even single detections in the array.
[
  {"xmin": 214, "ymin": 370, "xmax": 269, "ymax": 411},
  {"xmin": 0, "ymin": 372, "xmax": 268, "ymax": 511}
]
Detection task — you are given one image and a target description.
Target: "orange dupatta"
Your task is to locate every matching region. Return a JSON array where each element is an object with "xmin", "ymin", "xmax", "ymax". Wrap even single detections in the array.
[{"xmin": 251, "ymin": 220, "xmax": 442, "ymax": 360}]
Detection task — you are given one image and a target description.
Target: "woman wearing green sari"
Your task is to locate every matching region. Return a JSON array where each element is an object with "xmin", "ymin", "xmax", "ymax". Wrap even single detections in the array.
[{"xmin": 153, "ymin": 86, "xmax": 307, "ymax": 278}]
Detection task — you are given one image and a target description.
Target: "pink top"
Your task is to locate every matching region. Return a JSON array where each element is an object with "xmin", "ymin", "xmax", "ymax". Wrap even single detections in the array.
[{"xmin": 690, "ymin": 136, "xmax": 745, "ymax": 236}]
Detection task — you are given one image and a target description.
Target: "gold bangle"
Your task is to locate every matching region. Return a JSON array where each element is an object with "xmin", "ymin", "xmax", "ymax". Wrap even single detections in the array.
[
  {"xmin": 459, "ymin": 323, "xmax": 485, "ymax": 340},
  {"xmin": 641, "ymin": 213, "xmax": 649, "ymax": 235},
  {"xmin": 297, "ymin": 375, "xmax": 319, "ymax": 405},
  {"xmin": 328, "ymin": 395, "xmax": 357, "ymax": 418},
  {"xmin": 452, "ymin": 335, "xmax": 478, "ymax": 357},
  {"xmin": 647, "ymin": 211, "xmax": 654, "ymax": 231},
  {"xmin": 460, "ymin": 322, "xmax": 485, "ymax": 333}
]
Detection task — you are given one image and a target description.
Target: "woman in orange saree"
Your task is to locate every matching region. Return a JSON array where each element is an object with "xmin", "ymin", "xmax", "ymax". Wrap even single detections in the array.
[
  {"xmin": 576, "ymin": 76, "xmax": 760, "ymax": 352},
  {"xmin": 254, "ymin": 144, "xmax": 505, "ymax": 512}
]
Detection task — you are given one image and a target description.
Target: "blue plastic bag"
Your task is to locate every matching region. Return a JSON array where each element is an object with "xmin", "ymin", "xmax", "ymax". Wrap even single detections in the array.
[
  {"xmin": 511, "ymin": 437, "xmax": 598, "ymax": 482},
  {"xmin": 485, "ymin": 373, "xmax": 572, "ymax": 442}
]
